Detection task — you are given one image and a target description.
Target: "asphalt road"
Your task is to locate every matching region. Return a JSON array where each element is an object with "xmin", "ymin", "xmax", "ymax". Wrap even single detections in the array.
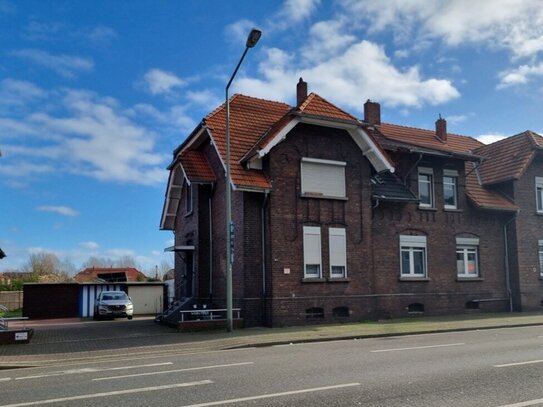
[{"xmin": 2, "ymin": 325, "xmax": 543, "ymax": 406}]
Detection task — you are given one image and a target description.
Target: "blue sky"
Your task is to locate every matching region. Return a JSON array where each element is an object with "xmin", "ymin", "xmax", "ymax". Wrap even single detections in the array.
[{"xmin": 2, "ymin": 0, "xmax": 543, "ymax": 274}]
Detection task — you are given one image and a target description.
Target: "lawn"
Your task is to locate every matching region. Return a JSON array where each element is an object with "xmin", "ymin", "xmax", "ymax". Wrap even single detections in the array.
[{"xmin": 0, "ymin": 308, "xmax": 22, "ymax": 318}]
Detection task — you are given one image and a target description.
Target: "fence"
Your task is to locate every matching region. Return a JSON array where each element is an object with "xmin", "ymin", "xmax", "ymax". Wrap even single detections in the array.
[{"xmin": 0, "ymin": 291, "xmax": 23, "ymax": 311}]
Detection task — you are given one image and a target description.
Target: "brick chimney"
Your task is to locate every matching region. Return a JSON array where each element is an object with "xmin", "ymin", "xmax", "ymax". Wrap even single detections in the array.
[
  {"xmin": 436, "ymin": 115, "xmax": 447, "ymax": 142},
  {"xmin": 296, "ymin": 77, "xmax": 308, "ymax": 107},
  {"xmin": 364, "ymin": 100, "xmax": 381, "ymax": 125}
]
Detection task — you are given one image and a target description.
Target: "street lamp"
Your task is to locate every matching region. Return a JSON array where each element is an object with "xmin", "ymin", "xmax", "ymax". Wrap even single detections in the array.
[{"xmin": 225, "ymin": 28, "xmax": 262, "ymax": 332}]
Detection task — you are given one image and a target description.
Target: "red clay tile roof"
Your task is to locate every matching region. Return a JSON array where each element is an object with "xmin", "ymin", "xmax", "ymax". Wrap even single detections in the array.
[
  {"xmin": 376, "ymin": 123, "xmax": 484, "ymax": 158},
  {"xmin": 297, "ymin": 93, "xmax": 358, "ymax": 122},
  {"xmin": 475, "ymin": 131, "xmax": 543, "ymax": 185},
  {"xmin": 180, "ymin": 150, "xmax": 215, "ymax": 183},
  {"xmin": 203, "ymin": 94, "xmax": 291, "ymax": 189},
  {"xmin": 465, "ymin": 163, "xmax": 518, "ymax": 211}
]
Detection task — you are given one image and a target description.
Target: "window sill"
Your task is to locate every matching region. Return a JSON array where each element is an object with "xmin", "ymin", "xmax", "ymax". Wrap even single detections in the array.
[
  {"xmin": 302, "ymin": 278, "xmax": 326, "ymax": 283},
  {"xmin": 536, "ymin": 212, "xmax": 543, "ymax": 216},
  {"xmin": 444, "ymin": 208, "xmax": 463, "ymax": 212},
  {"xmin": 301, "ymin": 193, "xmax": 348, "ymax": 201},
  {"xmin": 327, "ymin": 277, "xmax": 350, "ymax": 283},
  {"xmin": 417, "ymin": 206, "xmax": 437, "ymax": 211},
  {"xmin": 398, "ymin": 276, "xmax": 430, "ymax": 282},
  {"xmin": 399, "ymin": 277, "xmax": 430, "ymax": 282},
  {"xmin": 457, "ymin": 277, "xmax": 483, "ymax": 282}
]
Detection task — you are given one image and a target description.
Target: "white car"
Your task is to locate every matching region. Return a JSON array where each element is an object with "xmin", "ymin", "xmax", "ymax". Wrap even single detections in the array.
[{"xmin": 94, "ymin": 291, "xmax": 134, "ymax": 320}]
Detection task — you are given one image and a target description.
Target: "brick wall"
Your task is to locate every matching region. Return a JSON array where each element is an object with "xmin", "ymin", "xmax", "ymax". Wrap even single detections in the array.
[{"xmin": 511, "ymin": 154, "xmax": 543, "ymax": 310}]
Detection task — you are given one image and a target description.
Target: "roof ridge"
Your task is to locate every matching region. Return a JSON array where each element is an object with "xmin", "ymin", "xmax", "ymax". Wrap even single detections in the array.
[
  {"xmin": 301, "ymin": 92, "xmax": 358, "ymax": 121},
  {"xmin": 297, "ymin": 92, "xmax": 316, "ymax": 111},
  {"xmin": 380, "ymin": 121, "xmax": 470, "ymax": 139}
]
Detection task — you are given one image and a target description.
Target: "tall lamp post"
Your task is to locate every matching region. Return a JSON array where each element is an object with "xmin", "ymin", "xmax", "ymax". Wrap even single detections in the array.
[{"xmin": 225, "ymin": 28, "xmax": 262, "ymax": 332}]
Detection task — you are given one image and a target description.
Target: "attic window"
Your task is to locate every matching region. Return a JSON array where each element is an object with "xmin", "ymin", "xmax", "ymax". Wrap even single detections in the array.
[
  {"xmin": 301, "ymin": 158, "xmax": 346, "ymax": 199},
  {"xmin": 536, "ymin": 177, "xmax": 543, "ymax": 213}
]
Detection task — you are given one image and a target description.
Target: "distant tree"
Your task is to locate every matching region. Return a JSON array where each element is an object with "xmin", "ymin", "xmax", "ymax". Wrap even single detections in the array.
[
  {"xmin": 82, "ymin": 256, "xmax": 113, "ymax": 268},
  {"xmin": 115, "ymin": 255, "xmax": 138, "ymax": 268},
  {"xmin": 22, "ymin": 252, "xmax": 60, "ymax": 276}
]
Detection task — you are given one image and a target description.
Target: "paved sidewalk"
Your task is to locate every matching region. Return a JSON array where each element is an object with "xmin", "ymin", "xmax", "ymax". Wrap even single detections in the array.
[{"xmin": 2, "ymin": 312, "xmax": 543, "ymax": 368}]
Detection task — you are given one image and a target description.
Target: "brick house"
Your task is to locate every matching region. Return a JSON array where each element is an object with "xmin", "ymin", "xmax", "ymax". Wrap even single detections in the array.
[
  {"xmin": 161, "ymin": 79, "xmax": 541, "ymax": 327},
  {"xmin": 473, "ymin": 132, "xmax": 543, "ymax": 311}
]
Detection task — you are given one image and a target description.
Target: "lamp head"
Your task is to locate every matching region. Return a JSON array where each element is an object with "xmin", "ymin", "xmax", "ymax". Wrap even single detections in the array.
[{"xmin": 246, "ymin": 28, "xmax": 262, "ymax": 48}]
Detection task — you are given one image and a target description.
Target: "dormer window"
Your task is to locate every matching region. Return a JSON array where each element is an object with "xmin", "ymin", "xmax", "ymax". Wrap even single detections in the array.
[
  {"xmin": 301, "ymin": 158, "xmax": 346, "ymax": 199},
  {"xmin": 418, "ymin": 167, "xmax": 434, "ymax": 208}
]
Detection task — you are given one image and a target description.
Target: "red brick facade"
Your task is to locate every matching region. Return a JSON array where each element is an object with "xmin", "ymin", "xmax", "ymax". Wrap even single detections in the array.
[{"xmin": 162, "ymin": 87, "xmax": 543, "ymax": 327}]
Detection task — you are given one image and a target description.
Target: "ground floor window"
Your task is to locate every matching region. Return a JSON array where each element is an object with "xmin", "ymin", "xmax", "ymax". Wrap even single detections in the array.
[
  {"xmin": 456, "ymin": 237, "xmax": 479, "ymax": 278},
  {"xmin": 400, "ymin": 235, "xmax": 427, "ymax": 278},
  {"xmin": 303, "ymin": 226, "xmax": 321, "ymax": 278},
  {"xmin": 329, "ymin": 228, "xmax": 347, "ymax": 278}
]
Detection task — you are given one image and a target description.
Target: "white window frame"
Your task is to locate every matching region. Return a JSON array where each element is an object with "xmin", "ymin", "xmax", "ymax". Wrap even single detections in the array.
[
  {"xmin": 536, "ymin": 177, "xmax": 543, "ymax": 213},
  {"xmin": 456, "ymin": 237, "xmax": 480, "ymax": 278},
  {"xmin": 400, "ymin": 235, "xmax": 427, "ymax": 278},
  {"xmin": 538, "ymin": 240, "xmax": 543, "ymax": 278},
  {"xmin": 303, "ymin": 226, "xmax": 322, "ymax": 278},
  {"xmin": 301, "ymin": 157, "xmax": 346, "ymax": 199},
  {"xmin": 329, "ymin": 228, "xmax": 347, "ymax": 279},
  {"xmin": 418, "ymin": 167, "xmax": 434, "ymax": 208},
  {"xmin": 443, "ymin": 169, "xmax": 458, "ymax": 210}
]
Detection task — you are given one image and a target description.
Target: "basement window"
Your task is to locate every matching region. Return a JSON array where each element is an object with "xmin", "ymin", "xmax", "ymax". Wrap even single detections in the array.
[
  {"xmin": 306, "ymin": 307, "xmax": 324, "ymax": 319},
  {"xmin": 465, "ymin": 301, "xmax": 480, "ymax": 310},
  {"xmin": 407, "ymin": 303, "xmax": 424, "ymax": 314}
]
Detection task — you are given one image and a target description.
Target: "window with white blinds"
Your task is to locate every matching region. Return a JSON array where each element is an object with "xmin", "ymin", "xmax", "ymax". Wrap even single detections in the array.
[
  {"xmin": 303, "ymin": 226, "xmax": 322, "ymax": 278},
  {"xmin": 301, "ymin": 158, "xmax": 346, "ymax": 199},
  {"xmin": 329, "ymin": 228, "xmax": 347, "ymax": 278}
]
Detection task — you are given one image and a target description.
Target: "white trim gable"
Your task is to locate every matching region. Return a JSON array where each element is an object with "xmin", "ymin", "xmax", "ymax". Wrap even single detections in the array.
[
  {"xmin": 254, "ymin": 116, "xmax": 394, "ymax": 173},
  {"xmin": 160, "ymin": 162, "xmax": 185, "ymax": 230}
]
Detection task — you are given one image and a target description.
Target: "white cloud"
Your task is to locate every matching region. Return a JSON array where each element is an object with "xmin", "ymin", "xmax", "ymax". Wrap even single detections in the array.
[
  {"xmin": 302, "ymin": 19, "xmax": 356, "ymax": 62},
  {"xmin": 0, "ymin": 79, "xmax": 46, "ymax": 108},
  {"xmin": 36, "ymin": 205, "xmax": 79, "ymax": 217},
  {"xmin": 277, "ymin": 0, "xmax": 320, "ymax": 24},
  {"xmin": 185, "ymin": 89, "xmax": 222, "ymax": 109},
  {"xmin": 0, "ymin": 162, "xmax": 54, "ymax": 177},
  {"xmin": 341, "ymin": 0, "xmax": 543, "ymax": 59},
  {"xmin": 497, "ymin": 63, "xmax": 543, "ymax": 88},
  {"xmin": 0, "ymin": 84, "xmax": 170, "ymax": 186},
  {"xmin": 80, "ymin": 26, "xmax": 117, "ymax": 46},
  {"xmin": 476, "ymin": 133, "xmax": 508, "ymax": 144},
  {"xmin": 142, "ymin": 69, "xmax": 185, "ymax": 95},
  {"xmin": 225, "ymin": 19, "xmax": 257, "ymax": 45},
  {"xmin": 11, "ymin": 49, "xmax": 94, "ymax": 78},
  {"xmin": 24, "ymin": 20, "xmax": 64, "ymax": 40},
  {"xmin": 237, "ymin": 41, "xmax": 459, "ymax": 109},
  {"xmin": 79, "ymin": 241, "xmax": 99, "ymax": 250}
]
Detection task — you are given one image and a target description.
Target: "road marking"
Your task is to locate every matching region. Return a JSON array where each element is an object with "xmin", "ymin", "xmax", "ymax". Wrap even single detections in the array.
[
  {"xmin": 494, "ymin": 359, "xmax": 543, "ymax": 368},
  {"xmin": 370, "ymin": 342, "xmax": 465, "ymax": 353},
  {"xmin": 0, "ymin": 378, "xmax": 11, "ymax": 382},
  {"xmin": 14, "ymin": 362, "xmax": 172, "ymax": 380},
  {"xmin": 496, "ymin": 397, "xmax": 543, "ymax": 406},
  {"xmin": 93, "ymin": 361, "xmax": 253, "ymax": 381},
  {"xmin": 178, "ymin": 382, "xmax": 361, "ymax": 406},
  {"xmin": 0, "ymin": 380, "xmax": 212, "ymax": 407}
]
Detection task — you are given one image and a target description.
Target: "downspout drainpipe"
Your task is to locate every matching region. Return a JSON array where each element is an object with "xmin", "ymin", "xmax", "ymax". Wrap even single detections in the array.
[
  {"xmin": 208, "ymin": 184, "xmax": 215, "ymax": 303},
  {"xmin": 504, "ymin": 210, "xmax": 519, "ymax": 313},
  {"xmin": 261, "ymin": 191, "xmax": 270, "ymax": 325}
]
